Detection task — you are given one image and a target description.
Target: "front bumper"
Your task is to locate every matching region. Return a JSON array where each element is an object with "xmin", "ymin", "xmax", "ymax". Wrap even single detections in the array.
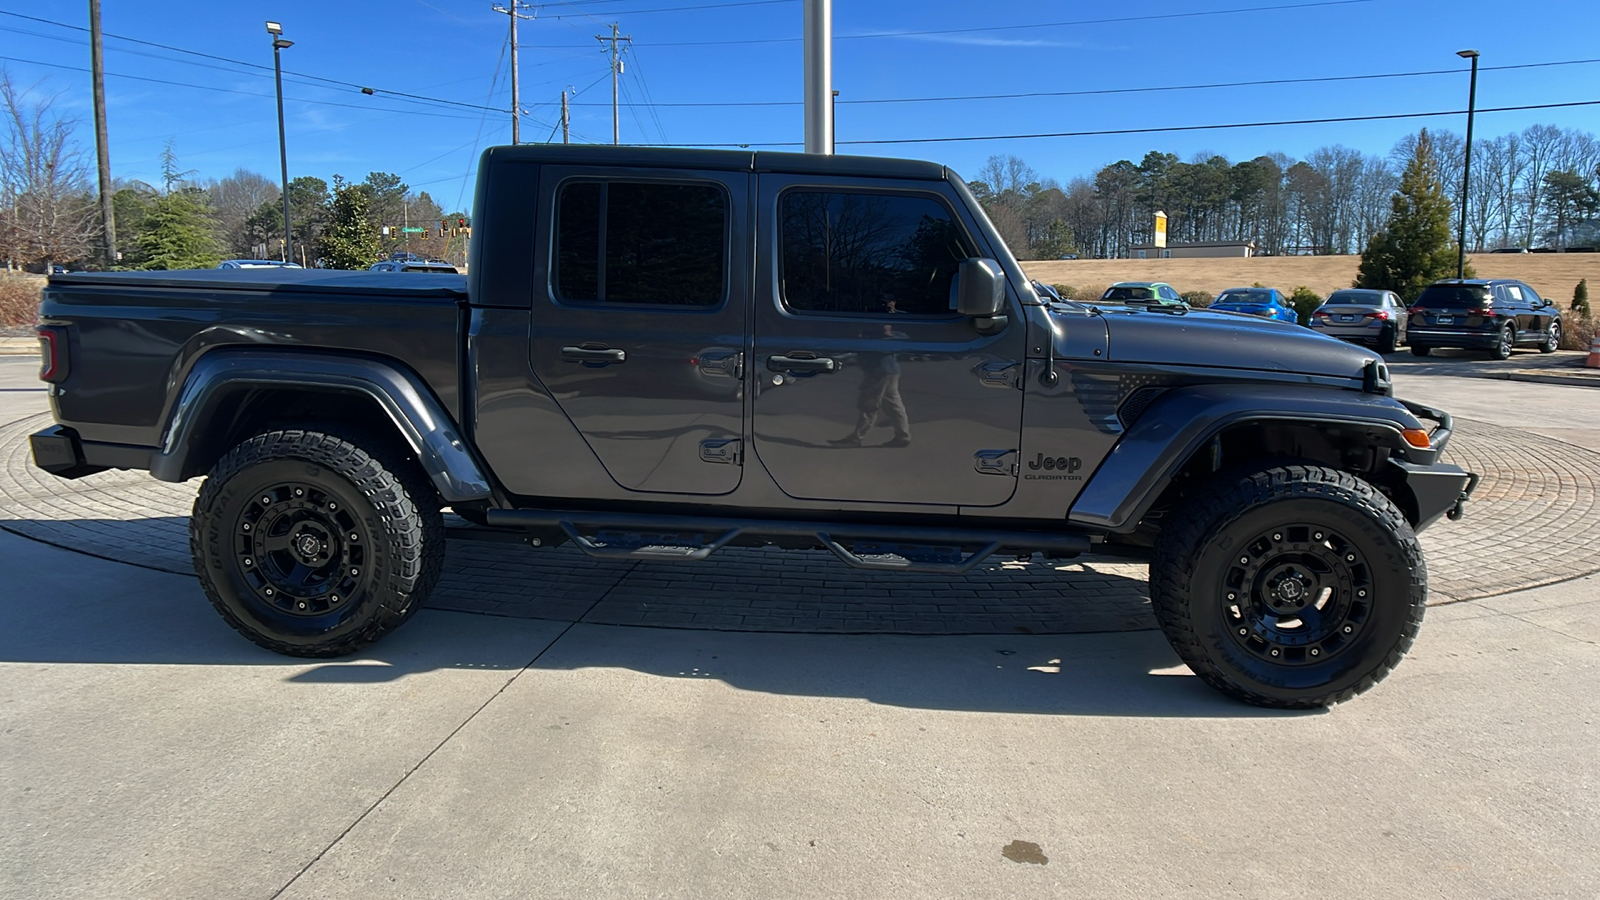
[{"xmin": 1391, "ymin": 399, "xmax": 1478, "ymax": 531}]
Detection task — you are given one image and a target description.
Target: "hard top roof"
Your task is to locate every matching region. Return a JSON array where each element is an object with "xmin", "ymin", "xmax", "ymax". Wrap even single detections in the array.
[{"xmin": 479, "ymin": 144, "xmax": 950, "ymax": 181}]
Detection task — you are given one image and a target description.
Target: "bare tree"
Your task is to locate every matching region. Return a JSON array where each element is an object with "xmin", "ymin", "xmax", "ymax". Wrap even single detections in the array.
[
  {"xmin": 206, "ymin": 169, "xmax": 279, "ymax": 258},
  {"xmin": 0, "ymin": 70, "xmax": 98, "ymax": 270}
]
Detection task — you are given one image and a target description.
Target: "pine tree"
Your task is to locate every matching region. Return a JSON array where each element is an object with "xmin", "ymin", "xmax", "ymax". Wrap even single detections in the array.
[
  {"xmin": 1573, "ymin": 278, "xmax": 1589, "ymax": 318},
  {"xmin": 135, "ymin": 189, "xmax": 221, "ymax": 270},
  {"xmin": 317, "ymin": 177, "xmax": 382, "ymax": 270},
  {"xmin": 1354, "ymin": 129, "xmax": 1472, "ymax": 300}
]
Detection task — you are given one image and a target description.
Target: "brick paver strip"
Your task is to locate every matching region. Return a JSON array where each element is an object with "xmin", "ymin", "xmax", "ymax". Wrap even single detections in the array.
[{"xmin": 3, "ymin": 412, "xmax": 1597, "ymax": 635}]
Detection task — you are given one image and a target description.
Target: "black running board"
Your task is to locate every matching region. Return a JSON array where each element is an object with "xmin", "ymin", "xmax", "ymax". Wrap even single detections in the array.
[{"xmin": 481, "ymin": 507, "xmax": 1093, "ymax": 574}]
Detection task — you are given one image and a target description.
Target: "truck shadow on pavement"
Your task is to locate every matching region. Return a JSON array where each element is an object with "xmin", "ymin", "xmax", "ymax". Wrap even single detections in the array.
[{"xmin": 0, "ymin": 519, "xmax": 1308, "ymax": 718}]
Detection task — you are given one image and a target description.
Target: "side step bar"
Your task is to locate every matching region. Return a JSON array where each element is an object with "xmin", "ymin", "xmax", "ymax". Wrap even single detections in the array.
[{"xmin": 480, "ymin": 508, "xmax": 1093, "ymax": 574}]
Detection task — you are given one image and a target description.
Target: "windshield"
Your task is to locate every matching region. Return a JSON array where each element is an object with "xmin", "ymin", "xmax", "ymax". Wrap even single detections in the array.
[
  {"xmin": 1215, "ymin": 289, "xmax": 1273, "ymax": 305},
  {"xmin": 1415, "ymin": 285, "xmax": 1491, "ymax": 308},
  {"xmin": 1103, "ymin": 286, "xmax": 1154, "ymax": 301}
]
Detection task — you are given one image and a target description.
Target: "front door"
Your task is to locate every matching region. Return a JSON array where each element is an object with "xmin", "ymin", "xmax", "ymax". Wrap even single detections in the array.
[
  {"xmin": 750, "ymin": 176, "xmax": 1026, "ymax": 507},
  {"xmin": 528, "ymin": 167, "xmax": 749, "ymax": 495}
]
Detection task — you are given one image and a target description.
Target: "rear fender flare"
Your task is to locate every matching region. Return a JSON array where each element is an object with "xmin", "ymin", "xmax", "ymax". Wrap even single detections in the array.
[
  {"xmin": 149, "ymin": 350, "xmax": 492, "ymax": 502},
  {"xmin": 1067, "ymin": 383, "xmax": 1422, "ymax": 532}
]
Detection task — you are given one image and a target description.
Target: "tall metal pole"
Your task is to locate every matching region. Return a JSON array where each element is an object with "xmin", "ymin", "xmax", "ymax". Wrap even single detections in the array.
[
  {"xmin": 803, "ymin": 0, "xmax": 832, "ymax": 155},
  {"xmin": 269, "ymin": 24, "xmax": 293, "ymax": 263},
  {"xmin": 1456, "ymin": 49, "xmax": 1479, "ymax": 278},
  {"xmin": 597, "ymin": 24, "xmax": 630, "ymax": 145},
  {"xmin": 88, "ymin": 0, "xmax": 116, "ymax": 265},
  {"xmin": 561, "ymin": 89, "xmax": 570, "ymax": 144}
]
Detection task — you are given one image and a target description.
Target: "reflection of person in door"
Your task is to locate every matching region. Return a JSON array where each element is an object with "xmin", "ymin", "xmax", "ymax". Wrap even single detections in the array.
[{"xmin": 832, "ymin": 295, "xmax": 911, "ymax": 447}]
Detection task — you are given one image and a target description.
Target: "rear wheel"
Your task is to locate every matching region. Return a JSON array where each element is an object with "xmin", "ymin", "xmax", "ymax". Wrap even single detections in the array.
[
  {"xmin": 1410, "ymin": 344, "xmax": 1432, "ymax": 357},
  {"xmin": 1541, "ymin": 320, "xmax": 1561, "ymax": 353},
  {"xmin": 1149, "ymin": 465, "xmax": 1426, "ymax": 708},
  {"xmin": 191, "ymin": 429, "xmax": 444, "ymax": 657},
  {"xmin": 1491, "ymin": 324, "xmax": 1515, "ymax": 360},
  {"xmin": 1376, "ymin": 326, "xmax": 1397, "ymax": 354}
]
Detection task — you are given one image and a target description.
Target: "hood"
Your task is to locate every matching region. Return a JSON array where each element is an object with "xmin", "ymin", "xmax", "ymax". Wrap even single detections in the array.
[{"xmin": 1097, "ymin": 306, "xmax": 1380, "ymax": 380}]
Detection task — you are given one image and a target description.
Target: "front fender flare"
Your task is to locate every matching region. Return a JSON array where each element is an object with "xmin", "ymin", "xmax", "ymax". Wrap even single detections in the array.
[
  {"xmin": 149, "ymin": 350, "xmax": 492, "ymax": 502},
  {"xmin": 1067, "ymin": 383, "xmax": 1423, "ymax": 532}
]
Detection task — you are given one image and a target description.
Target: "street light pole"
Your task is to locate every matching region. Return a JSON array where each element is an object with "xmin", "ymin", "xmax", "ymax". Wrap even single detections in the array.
[
  {"xmin": 267, "ymin": 22, "xmax": 294, "ymax": 263},
  {"xmin": 1456, "ymin": 49, "xmax": 1479, "ymax": 279}
]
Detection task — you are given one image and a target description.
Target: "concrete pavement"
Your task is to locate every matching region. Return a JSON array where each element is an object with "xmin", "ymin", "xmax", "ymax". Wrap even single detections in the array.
[{"xmin": 2, "ymin": 530, "xmax": 1596, "ymax": 899}]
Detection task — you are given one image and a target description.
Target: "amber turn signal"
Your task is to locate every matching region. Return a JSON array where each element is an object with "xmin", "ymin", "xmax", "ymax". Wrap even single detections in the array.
[{"xmin": 1402, "ymin": 428, "xmax": 1431, "ymax": 449}]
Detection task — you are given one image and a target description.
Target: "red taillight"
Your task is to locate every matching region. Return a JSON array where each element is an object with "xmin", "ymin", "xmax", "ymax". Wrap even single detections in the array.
[
  {"xmin": 1466, "ymin": 308, "xmax": 1492, "ymax": 316},
  {"xmin": 1364, "ymin": 310, "xmax": 1391, "ymax": 321},
  {"xmin": 37, "ymin": 326, "xmax": 65, "ymax": 383},
  {"xmin": 1312, "ymin": 310, "xmax": 1331, "ymax": 319},
  {"xmin": 1407, "ymin": 307, "xmax": 1424, "ymax": 316}
]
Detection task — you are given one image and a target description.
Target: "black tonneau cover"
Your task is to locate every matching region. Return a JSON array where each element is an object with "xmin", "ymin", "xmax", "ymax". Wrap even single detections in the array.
[{"xmin": 48, "ymin": 268, "xmax": 468, "ymax": 301}]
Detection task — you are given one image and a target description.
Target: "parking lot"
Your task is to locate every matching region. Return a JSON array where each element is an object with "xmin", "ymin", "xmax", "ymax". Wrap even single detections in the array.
[{"xmin": 3, "ymin": 351, "xmax": 1598, "ymax": 899}]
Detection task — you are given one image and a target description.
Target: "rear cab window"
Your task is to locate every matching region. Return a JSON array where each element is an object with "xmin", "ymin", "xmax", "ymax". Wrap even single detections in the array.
[{"xmin": 554, "ymin": 179, "xmax": 729, "ymax": 307}]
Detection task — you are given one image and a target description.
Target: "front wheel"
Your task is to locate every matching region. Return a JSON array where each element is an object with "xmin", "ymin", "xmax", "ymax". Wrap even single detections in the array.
[
  {"xmin": 1149, "ymin": 465, "xmax": 1426, "ymax": 708},
  {"xmin": 1541, "ymin": 320, "xmax": 1561, "ymax": 353},
  {"xmin": 191, "ymin": 429, "xmax": 445, "ymax": 657}
]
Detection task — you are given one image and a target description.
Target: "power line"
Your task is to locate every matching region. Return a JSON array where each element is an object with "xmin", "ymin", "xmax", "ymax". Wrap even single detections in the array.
[
  {"xmin": 654, "ymin": 99, "xmax": 1600, "ymax": 148},
  {"xmin": 0, "ymin": 8, "xmax": 508, "ymax": 114},
  {"xmin": 564, "ymin": 57, "xmax": 1600, "ymax": 108},
  {"xmin": 517, "ymin": 0, "xmax": 1376, "ymax": 48},
  {"xmin": 541, "ymin": 0, "xmax": 792, "ymax": 18}
]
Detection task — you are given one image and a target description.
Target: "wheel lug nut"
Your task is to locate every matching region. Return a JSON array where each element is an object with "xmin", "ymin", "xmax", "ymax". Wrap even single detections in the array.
[
  {"xmin": 350, "ymin": 533, "xmax": 359, "ymax": 541},
  {"xmin": 294, "ymin": 488, "xmax": 303, "ymax": 497},
  {"xmin": 1314, "ymin": 532, "xmax": 1323, "ymax": 540},
  {"xmin": 350, "ymin": 567, "xmax": 359, "ymax": 576},
  {"xmin": 1273, "ymin": 533, "xmax": 1282, "ymax": 541},
  {"xmin": 242, "ymin": 523, "xmax": 251, "ymax": 532},
  {"xmin": 261, "ymin": 496, "xmax": 271, "ymax": 505},
  {"xmin": 264, "ymin": 588, "xmax": 274, "ymax": 596},
  {"xmin": 297, "ymin": 601, "xmax": 307, "ymax": 609},
  {"xmin": 1240, "ymin": 556, "xmax": 1249, "ymax": 564},
  {"xmin": 1239, "ymin": 628, "xmax": 1248, "ymax": 635},
  {"xmin": 1345, "ymin": 554, "xmax": 1356, "ymax": 562},
  {"xmin": 1310, "ymin": 648, "xmax": 1320, "ymax": 656},
  {"xmin": 328, "ymin": 503, "xmax": 337, "ymax": 511},
  {"xmin": 1227, "ymin": 593, "xmax": 1236, "ymax": 601},
  {"xmin": 1270, "ymin": 649, "xmax": 1280, "ymax": 657},
  {"xmin": 330, "ymin": 594, "xmax": 340, "ymax": 604},
  {"xmin": 1343, "ymin": 625, "xmax": 1353, "ymax": 633},
  {"xmin": 244, "ymin": 558, "xmax": 253, "ymax": 567},
  {"xmin": 1358, "ymin": 590, "xmax": 1367, "ymax": 598}
]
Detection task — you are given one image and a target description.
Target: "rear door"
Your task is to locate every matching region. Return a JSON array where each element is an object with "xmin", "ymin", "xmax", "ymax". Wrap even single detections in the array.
[
  {"xmin": 528, "ymin": 167, "xmax": 749, "ymax": 495},
  {"xmin": 749, "ymin": 176, "xmax": 1025, "ymax": 507}
]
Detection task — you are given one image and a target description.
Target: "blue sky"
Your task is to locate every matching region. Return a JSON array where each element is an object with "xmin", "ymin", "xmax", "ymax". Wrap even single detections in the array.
[{"xmin": 2, "ymin": 0, "xmax": 1597, "ymax": 208}]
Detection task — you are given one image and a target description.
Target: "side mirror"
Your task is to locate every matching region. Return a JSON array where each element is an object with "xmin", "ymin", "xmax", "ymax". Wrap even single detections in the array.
[{"xmin": 955, "ymin": 258, "xmax": 1006, "ymax": 318}]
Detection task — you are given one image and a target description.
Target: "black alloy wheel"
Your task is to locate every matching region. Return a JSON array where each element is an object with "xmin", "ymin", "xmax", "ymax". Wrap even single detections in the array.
[
  {"xmin": 1491, "ymin": 323, "xmax": 1515, "ymax": 360},
  {"xmin": 191, "ymin": 428, "xmax": 443, "ymax": 657},
  {"xmin": 1150, "ymin": 465, "xmax": 1426, "ymax": 708},
  {"xmin": 1541, "ymin": 320, "xmax": 1561, "ymax": 354}
]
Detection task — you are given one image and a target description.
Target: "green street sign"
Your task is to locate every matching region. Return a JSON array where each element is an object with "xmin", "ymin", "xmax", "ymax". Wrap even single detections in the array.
[{"xmin": 401, "ymin": 227, "xmax": 425, "ymax": 233}]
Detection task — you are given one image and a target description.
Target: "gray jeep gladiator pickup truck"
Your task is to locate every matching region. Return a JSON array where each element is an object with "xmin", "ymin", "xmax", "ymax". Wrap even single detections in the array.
[{"xmin": 29, "ymin": 145, "xmax": 1476, "ymax": 708}]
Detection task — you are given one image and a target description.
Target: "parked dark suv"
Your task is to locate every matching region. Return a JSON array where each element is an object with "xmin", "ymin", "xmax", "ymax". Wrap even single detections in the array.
[{"xmin": 1407, "ymin": 279, "xmax": 1562, "ymax": 359}]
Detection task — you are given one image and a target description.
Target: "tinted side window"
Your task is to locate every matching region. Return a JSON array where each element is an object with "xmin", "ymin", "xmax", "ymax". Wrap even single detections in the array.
[
  {"xmin": 780, "ymin": 190, "xmax": 972, "ymax": 316},
  {"xmin": 554, "ymin": 180, "xmax": 727, "ymax": 306}
]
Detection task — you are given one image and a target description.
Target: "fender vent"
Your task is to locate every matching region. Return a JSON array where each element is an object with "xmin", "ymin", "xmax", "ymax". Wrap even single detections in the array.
[{"xmin": 1118, "ymin": 386, "xmax": 1166, "ymax": 427}]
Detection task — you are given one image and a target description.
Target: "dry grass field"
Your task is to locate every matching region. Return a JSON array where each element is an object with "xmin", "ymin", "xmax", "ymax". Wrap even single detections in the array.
[{"xmin": 1024, "ymin": 254, "xmax": 1600, "ymax": 304}]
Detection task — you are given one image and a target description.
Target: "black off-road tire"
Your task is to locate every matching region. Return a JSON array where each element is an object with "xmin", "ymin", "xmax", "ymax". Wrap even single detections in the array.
[
  {"xmin": 1149, "ymin": 465, "xmax": 1426, "ymax": 709},
  {"xmin": 1540, "ymin": 320, "xmax": 1560, "ymax": 354},
  {"xmin": 1410, "ymin": 344, "xmax": 1431, "ymax": 357},
  {"xmin": 191, "ymin": 429, "xmax": 444, "ymax": 657}
]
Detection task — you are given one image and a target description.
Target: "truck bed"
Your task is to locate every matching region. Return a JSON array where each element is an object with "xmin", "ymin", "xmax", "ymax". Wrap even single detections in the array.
[{"xmin": 41, "ymin": 269, "xmax": 468, "ymax": 449}]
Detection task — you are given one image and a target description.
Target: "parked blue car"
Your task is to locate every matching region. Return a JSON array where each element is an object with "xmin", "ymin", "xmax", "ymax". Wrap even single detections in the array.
[{"xmin": 1210, "ymin": 287, "xmax": 1299, "ymax": 324}]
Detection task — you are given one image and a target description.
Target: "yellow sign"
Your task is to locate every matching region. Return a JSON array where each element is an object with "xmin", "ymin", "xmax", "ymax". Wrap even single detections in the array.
[{"xmin": 1154, "ymin": 211, "xmax": 1168, "ymax": 249}]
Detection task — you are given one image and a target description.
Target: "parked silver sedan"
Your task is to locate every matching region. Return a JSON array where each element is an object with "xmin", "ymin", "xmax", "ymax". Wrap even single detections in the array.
[{"xmin": 1309, "ymin": 288, "xmax": 1408, "ymax": 353}]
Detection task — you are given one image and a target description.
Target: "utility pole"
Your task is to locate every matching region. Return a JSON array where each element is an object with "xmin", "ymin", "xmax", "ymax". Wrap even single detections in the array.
[
  {"xmin": 266, "ymin": 22, "xmax": 293, "ymax": 262},
  {"xmin": 803, "ymin": 0, "xmax": 832, "ymax": 154},
  {"xmin": 596, "ymin": 23, "xmax": 631, "ymax": 145},
  {"xmin": 561, "ymin": 89, "xmax": 570, "ymax": 144},
  {"xmin": 493, "ymin": 2, "xmax": 534, "ymax": 144},
  {"xmin": 88, "ymin": 0, "xmax": 116, "ymax": 265}
]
